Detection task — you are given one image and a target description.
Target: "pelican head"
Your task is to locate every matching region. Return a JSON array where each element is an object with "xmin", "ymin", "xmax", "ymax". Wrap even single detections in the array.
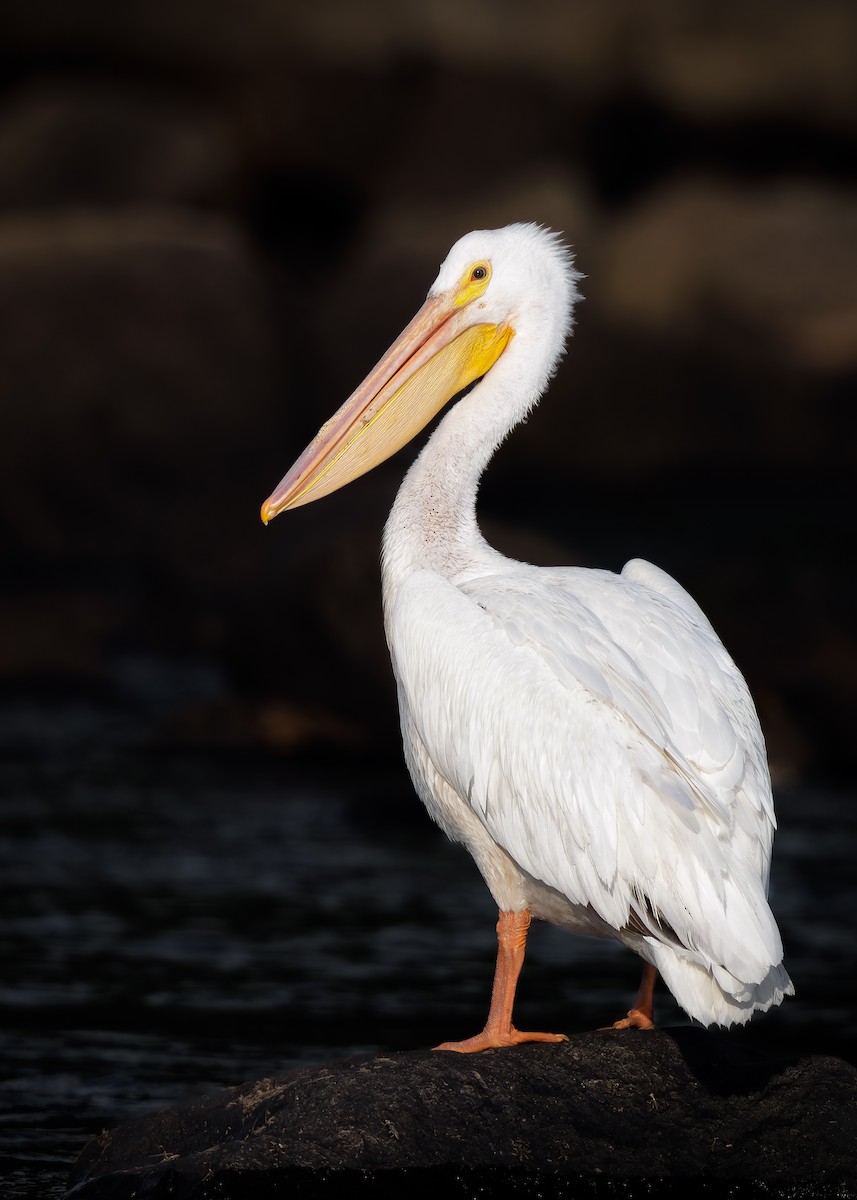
[{"xmin": 261, "ymin": 223, "xmax": 581, "ymax": 522}]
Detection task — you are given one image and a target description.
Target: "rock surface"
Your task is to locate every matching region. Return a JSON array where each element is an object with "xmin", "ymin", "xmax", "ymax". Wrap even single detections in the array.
[{"xmin": 66, "ymin": 1029, "xmax": 857, "ymax": 1197}]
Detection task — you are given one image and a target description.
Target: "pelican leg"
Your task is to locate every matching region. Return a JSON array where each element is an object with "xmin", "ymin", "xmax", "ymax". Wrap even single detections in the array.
[
  {"xmin": 435, "ymin": 909, "xmax": 568, "ymax": 1052},
  {"xmin": 603, "ymin": 962, "xmax": 657, "ymax": 1031}
]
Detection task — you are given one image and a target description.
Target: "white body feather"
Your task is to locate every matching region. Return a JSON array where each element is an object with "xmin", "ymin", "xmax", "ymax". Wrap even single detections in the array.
[{"xmin": 381, "ymin": 224, "xmax": 793, "ymax": 1027}]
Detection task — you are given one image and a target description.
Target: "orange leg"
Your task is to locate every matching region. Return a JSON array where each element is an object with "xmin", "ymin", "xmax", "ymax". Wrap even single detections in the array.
[
  {"xmin": 603, "ymin": 962, "xmax": 657, "ymax": 1031},
  {"xmin": 435, "ymin": 909, "xmax": 568, "ymax": 1053}
]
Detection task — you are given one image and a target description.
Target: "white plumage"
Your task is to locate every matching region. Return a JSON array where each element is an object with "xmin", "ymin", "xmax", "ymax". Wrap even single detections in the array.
[{"xmin": 263, "ymin": 222, "xmax": 793, "ymax": 1047}]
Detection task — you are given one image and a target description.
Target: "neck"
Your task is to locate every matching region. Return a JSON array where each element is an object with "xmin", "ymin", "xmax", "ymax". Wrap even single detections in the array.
[
  {"xmin": 381, "ymin": 313, "xmax": 564, "ymax": 615},
  {"xmin": 382, "ymin": 391, "xmax": 501, "ymax": 588}
]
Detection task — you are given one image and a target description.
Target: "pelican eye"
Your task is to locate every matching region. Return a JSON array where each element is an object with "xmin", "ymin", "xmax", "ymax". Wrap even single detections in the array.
[{"xmin": 454, "ymin": 261, "xmax": 492, "ymax": 306}]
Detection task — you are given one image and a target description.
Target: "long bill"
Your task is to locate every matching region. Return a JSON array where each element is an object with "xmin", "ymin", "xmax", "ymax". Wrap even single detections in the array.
[{"xmin": 261, "ymin": 293, "xmax": 513, "ymax": 521}]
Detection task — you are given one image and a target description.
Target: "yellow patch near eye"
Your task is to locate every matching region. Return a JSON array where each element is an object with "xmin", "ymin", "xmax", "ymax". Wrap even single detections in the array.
[{"xmin": 454, "ymin": 261, "xmax": 492, "ymax": 307}]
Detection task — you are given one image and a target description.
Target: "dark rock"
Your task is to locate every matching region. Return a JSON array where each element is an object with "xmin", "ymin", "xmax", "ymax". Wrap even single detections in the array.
[{"xmin": 66, "ymin": 1028, "xmax": 857, "ymax": 1197}]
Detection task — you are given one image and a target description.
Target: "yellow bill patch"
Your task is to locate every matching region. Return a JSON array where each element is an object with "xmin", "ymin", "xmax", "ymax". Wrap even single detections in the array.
[{"xmin": 288, "ymin": 321, "xmax": 513, "ymax": 510}]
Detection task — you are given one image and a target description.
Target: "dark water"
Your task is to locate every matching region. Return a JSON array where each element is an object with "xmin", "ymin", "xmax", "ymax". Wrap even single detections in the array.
[{"xmin": 1, "ymin": 695, "xmax": 855, "ymax": 1199}]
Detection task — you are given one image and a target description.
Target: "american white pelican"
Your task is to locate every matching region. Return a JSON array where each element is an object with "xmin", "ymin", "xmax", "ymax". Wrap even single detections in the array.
[{"xmin": 262, "ymin": 223, "xmax": 793, "ymax": 1051}]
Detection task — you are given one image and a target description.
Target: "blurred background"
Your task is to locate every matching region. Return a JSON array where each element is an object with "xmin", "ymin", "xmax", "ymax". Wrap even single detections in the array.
[
  {"xmin": 1, "ymin": 0, "xmax": 855, "ymax": 777},
  {"xmin": 1, "ymin": 2, "xmax": 856, "ymax": 1196}
]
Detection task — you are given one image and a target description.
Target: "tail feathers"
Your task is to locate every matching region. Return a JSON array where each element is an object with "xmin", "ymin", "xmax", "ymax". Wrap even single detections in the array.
[{"xmin": 652, "ymin": 944, "xmax": 794, "ymax": 1028}]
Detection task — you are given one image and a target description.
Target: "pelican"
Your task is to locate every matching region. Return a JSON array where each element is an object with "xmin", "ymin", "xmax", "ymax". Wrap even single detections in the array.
[{"xmin": 262, "ymin": 223, "xmax": 793, "ymax": 1051}]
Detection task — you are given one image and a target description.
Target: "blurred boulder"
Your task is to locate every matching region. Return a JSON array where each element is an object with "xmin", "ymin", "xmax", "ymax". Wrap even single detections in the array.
[
  {"xmin": 597, "ymin": 178, "xmax": 857, "ymax": 375},
  {"xmin": 0, "ymin": 206, "xmax": 283, "ymax": 567},
  {"xmin": 0, "ymin": 207, "xmax": 291, "ymax": 720},
  {"xmin": 0, "ymin": 80, "xmax": 237, "ymax": 210}
]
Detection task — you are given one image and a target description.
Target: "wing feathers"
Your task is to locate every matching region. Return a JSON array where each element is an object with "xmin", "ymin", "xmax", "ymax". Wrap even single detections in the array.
[{"xmin": 389, "ymin": 559, "xmax": 786, "ymax": 1013}]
